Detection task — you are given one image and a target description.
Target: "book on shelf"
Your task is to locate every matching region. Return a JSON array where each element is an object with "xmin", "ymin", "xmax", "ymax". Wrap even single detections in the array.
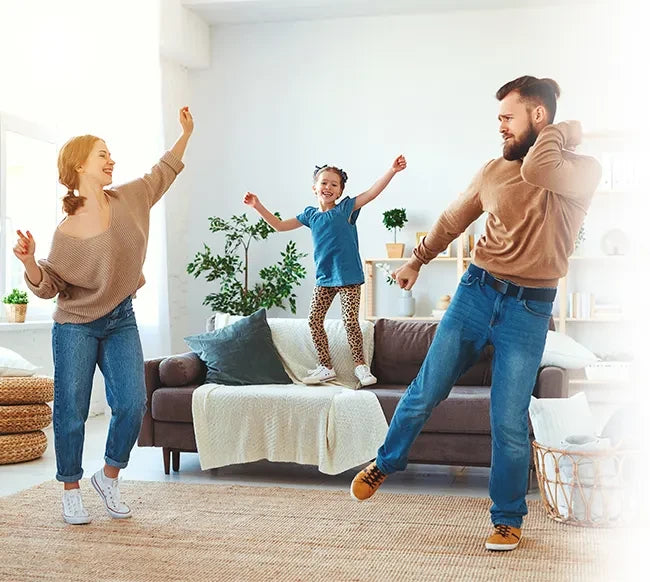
[{"xmin": 568, "ymin": 292, "xmax": 594, "ymax": 319}]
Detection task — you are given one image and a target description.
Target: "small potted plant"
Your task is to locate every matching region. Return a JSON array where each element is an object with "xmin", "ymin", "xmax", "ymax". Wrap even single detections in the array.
[
  {"xmin": 2, "ymin": 288, "xmax": 29, "ymax": 323},
  {"xmin": 383, "ymin": 208, "xmax": 408, "ymax": 258}
]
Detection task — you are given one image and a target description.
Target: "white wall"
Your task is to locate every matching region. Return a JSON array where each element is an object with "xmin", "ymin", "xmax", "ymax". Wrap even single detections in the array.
[{"xmin": 181, "ymin": 2, "xmax": 630, "ymax": 337}]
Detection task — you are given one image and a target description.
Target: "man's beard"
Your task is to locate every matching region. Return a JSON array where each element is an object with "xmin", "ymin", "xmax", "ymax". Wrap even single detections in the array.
[{"xmin": 502, "ymin": 122, "xmax": 539, "ymax": 161}]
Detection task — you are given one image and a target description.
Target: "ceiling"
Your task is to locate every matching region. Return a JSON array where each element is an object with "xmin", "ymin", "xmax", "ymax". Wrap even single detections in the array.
[{"xmin": 182, "ymin": 0, "xmax": 598, "ymax": 25}]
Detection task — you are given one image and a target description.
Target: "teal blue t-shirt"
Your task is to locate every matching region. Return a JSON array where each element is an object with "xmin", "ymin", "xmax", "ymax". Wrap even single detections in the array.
[{"xmin": 296, "ymin": 196, "xmax": 364, "ymax": 287}]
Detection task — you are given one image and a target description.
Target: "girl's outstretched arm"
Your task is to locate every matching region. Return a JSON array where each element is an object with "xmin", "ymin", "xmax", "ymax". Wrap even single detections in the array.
[
  {"xmin": 243, "ymin": 192, "xmax": 302, "ymax": 232},
  {"xmin": 170, "ymin": 107, "xmax": 194, "ymax": 161},
  {"xmin": 353, "ymin": 155, "xmax": 406, "ymax": 211}
]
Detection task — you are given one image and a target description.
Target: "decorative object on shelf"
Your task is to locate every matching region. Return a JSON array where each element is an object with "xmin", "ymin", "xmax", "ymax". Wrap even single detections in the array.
[
  {"xmin": 415, "ymin": 231, "xmax": 428, "ymax": 245},
  {"xmin": 382, "ymin": 208, "xmax": 408, "ymax": 258},
  {"xmin": 398, "ymin": 289, "xmax": 415, "ymax": 317},
  {"xmin": 463, "ymin": 234, "xmax": 475, "ymax": 256},
  {"xmin": 574, "ymin": 223, "xmax": 586, "ymax": 252},
  {"xmin": 375, "ymin": 262, "xmax": 397, "ymax": 285},
  {"xmin": 187, "ymin": 213, "xmax": 307, "ymax": 315},
  {"xmin": 2, "ymin": 289, "xmax": 28, "ymax": 323},
  {"xmin": 435, "ymin": 294, "xmax": 451, "ymax": 310},
  {"xmin": 600, "ymin": 228, "xmax": 630, "ymax": 256}
]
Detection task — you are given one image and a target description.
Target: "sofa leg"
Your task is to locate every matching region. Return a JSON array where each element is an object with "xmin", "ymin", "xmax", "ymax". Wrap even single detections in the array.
[
  {"xmin": 163, "ymin": 447, "xmax": 171, "ymax": 475},
  {"xmin": 172, "ymin": 450, "xmax": 180, "ymax": 472}
]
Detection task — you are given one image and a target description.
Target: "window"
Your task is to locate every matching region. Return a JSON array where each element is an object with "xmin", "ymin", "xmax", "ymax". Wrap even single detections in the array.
[{"xmin": 0, "ymin": 113, "xmax": 61, "ymax": 320}]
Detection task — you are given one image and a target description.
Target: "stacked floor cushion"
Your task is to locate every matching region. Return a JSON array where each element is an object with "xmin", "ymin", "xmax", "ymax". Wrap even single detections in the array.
[{"xmin": 0, "ymin": 376, "xmax": 53, "ymax": 464}]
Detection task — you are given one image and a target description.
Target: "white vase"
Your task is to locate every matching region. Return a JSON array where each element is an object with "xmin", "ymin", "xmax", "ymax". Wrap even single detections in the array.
[{"xmin": 398, "ymin": 289, "xmax": 415, "ymax": 317}]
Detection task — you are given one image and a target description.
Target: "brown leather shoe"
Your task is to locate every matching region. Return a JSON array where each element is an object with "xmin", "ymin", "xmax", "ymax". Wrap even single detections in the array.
[
  {"xmin": 350, "ymin": 462, "xmax": 387, "ymax": 501},
  {"xmin": 485, "ymin": 524, "xmax": 522, "ymax": 551}
]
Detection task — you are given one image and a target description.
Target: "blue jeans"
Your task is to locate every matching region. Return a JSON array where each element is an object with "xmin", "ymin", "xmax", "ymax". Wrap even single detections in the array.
[
  {"xmin": 376, "ymin": 266, "xmax": 553, "ymax": 527},
  {"xmin": 51, "ymin": 297, "xmax": 146, "ymax": 483}
]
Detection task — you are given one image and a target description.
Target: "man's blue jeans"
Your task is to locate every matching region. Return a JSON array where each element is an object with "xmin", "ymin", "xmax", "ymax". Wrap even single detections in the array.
[
  {"xmin": 51, "ymin": 297, "xmax": 146, "ymax": 483},
  {"xmin": 376, "ymin": 266, "xmax": 553, "ymax": 527}
]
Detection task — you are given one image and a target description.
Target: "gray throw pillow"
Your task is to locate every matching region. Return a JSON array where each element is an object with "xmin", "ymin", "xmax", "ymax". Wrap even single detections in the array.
[{"xmin": 184, "ymin": 309, "xmax": 292, "ymax": 386}]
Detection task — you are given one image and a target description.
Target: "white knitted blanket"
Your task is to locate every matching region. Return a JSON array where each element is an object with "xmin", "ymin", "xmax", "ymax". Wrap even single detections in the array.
[
  {"xmin": 192, "ymin": 315, "xmax": 387, "ymax": 474},
  {"xmin": 192, "ymin": 383, "xmax": 388, "ymax": 474}
]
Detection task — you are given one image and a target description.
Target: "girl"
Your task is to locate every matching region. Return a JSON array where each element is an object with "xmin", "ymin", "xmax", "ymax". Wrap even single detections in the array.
[
  {"xmin": 243, "ymin": 155, "xmax": 406, "ymax": 386},
  {"xmin": 12, "ymin": 107, "xmax": 194, "ymax": 525}
]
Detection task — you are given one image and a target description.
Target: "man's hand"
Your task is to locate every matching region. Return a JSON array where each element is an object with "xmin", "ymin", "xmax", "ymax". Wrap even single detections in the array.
[
  {"xmin": 564, "ymin": 120, "xmax": 582, "ymax": 151},
  {"xmin": 392, "ymin": 264, "xmax": 419, "ymax": 290}
]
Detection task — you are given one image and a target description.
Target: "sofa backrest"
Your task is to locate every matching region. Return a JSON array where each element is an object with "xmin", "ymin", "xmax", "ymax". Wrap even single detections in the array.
[{"xmin": 371, "ymin": 318, "xmax": 494, "ymax": 386}]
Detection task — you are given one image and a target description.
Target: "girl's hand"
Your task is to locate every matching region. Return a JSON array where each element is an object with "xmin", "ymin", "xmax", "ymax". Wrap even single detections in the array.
[
  {"xmin": 179, "ymin": 106, "xmax": 194, "ymax": 136},
  {"xmin": 13, "ymin": 230, "xmax": 36, "ymax": 264},
  {"xmin": 391, "ymin": 154, "xmax": 407, "ymax": 173},
  {"xmin": 243, "ymin": 191, "xmax": 260, "ymax": 208}
]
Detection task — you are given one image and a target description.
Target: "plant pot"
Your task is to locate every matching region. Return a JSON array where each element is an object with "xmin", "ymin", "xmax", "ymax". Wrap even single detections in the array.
[
  {"xmin": 386, "ymin": 243, "xmax": 405, "ymax": 258},
  {"xmin": 5, "ymin": 304, "xmax": 27, "ymax": 323}
]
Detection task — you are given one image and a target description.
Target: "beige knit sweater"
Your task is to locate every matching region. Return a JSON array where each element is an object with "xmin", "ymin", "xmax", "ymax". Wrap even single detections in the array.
[
  {"xmin": 408, "ymin": 122, "xmax": 602, "ymax": 288},
  {"xmin": 25, "ymin": 151, "xmax": 184, "ymax": 323}
]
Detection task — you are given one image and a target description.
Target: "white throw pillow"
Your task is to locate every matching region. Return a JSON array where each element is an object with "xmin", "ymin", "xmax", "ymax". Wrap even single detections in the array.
[
  {"xmin": 0, "ymin": 346, "xmax": 39, "ymax": 377},
  {"xmin": 529, "ymin": 392, "xmax": 597, "ymax": 448},
  {"xmin": 540, "ymin": 330, "xmax": 598, "ymax": 369}
]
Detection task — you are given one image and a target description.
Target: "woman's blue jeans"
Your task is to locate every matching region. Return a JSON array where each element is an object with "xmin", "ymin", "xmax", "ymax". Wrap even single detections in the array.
[
  {"xmin": 376, "ymin": 267, "xmax": 553, "ymax": 528},
  {"xmin": 51, "ymin": 297, "xmax": 146, "ymax": 483}
]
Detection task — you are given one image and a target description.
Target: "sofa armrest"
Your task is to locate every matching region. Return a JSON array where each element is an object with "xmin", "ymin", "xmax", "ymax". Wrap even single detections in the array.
[
  {"xmin": 534, "ymin": 366, "xmax": 568, "ymax": 399},
  {"xmin": 138, "ymin": 357, "xmax": 166, "ymax": 446}
]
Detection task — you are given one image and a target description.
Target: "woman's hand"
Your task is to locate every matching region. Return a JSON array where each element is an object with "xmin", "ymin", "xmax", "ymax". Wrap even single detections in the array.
[
  {"xmin": 13, "ymin": 230, "xmax": 36, "ymax": 264},
  {"xmin": 243, "ymin": 191, "xmax": 260, "ymax": 208},
  {"xmin": 179, "ymin": 106, "xmax": 194, "ymax": 136},
  {"xmin": 391, "ymin": 154, "xmax": 407, "ymax": 173}
]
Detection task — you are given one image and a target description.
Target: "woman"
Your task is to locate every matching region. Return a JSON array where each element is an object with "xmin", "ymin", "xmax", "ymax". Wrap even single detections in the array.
[{"xmin": 13, "ymin": 107, "xmax": 194, "ymax": 524}]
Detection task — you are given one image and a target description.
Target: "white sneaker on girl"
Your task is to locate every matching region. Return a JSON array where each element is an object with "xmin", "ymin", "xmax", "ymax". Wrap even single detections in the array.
[
  {"xmin": 91, "ymin": 469, "xmax": 132, "ymax": 519},
  {"xmin": 354, "ymin": 364, "xmax": 377, "ymax": 387},
  {"xmin": 62, "ymin": 488, "xmax": 91, "ymax": 525},
  {"xmin": 302, "ymin": 365, "xmax": 336, "ymax": 385}
]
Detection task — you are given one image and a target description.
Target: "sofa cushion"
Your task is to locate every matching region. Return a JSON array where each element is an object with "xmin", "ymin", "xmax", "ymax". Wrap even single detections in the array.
[
  {"xmin": 365, "ymin": 385, "xmax": 534, "ymax": 436},
  {"xmin": 367, "ymin": 385, "xmax": 494, "ymax": 434},
  {"xmin": 185, "ymin": 309, "xmax": 292, "ymax": 386},
  {"xmin": 159, "ymin": 352, "xmax": 206, "ymax": 387},
  {"xmin": 371, "ymin": 319, "xmax": 492, "ymax": 386}
]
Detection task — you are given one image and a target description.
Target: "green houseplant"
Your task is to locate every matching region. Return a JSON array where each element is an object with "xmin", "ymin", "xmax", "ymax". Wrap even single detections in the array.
[
  {"xmin": 382, "ymin": 208, "xmax": 408, "ymax": 258},
  {"xmin": 2, "ymin": 288, "xmax": 29, "ymax": 323},
  {"xmin": 187, "ymin": 213, "xmax": 308, "ymax": 316}
]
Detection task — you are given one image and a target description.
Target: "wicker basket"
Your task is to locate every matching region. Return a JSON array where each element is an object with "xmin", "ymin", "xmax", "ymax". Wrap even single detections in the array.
[
  {"xmin": 532, "ymin": 440, "xmax": 638, "ymax": 527},
  {"xmin": 0, "ymin": 403, "xmax": 52, "ymax": 434},
  {"xmin": 0, "ymin": 430, "xmax": 47, "ymax": 464},
  {"xmin": 0, "ymin": 376, "xmax": 54, "ymax": 405},
  {"xmin": 4, "ymin": 303, "xmax": 27, "ymax": 323}
]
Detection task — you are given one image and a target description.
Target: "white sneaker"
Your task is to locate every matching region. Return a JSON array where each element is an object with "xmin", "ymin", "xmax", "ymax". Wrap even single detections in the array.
[
  {"xmin": 354, "ymin": 364, "xmax": 377, "ymax": 387},
  {"xmin": 62, "ymin": 488, "xmax": 91, "ymax": 525},
  {"xmin": 91, "ymin": 469, "xmax": 132, "ymax": 519},
  {"xmin": 302, "ymin": 365, "xmax": 336, "ymax": 385}
]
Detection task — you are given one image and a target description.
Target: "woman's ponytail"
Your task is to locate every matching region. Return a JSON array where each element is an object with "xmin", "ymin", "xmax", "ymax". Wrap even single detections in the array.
[{"xmin": 62, "ymin": 189, "xmax": 85, "ymax": 215}]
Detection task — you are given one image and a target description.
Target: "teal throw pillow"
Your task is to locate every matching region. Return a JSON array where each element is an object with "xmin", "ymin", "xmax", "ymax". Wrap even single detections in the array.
[{"xmin": 184, "ymin": 309, "xmax": 292, "ymax": 386}]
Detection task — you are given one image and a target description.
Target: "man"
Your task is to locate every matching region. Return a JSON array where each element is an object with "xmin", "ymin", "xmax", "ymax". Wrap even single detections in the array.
[{"xmin": 350, "ymin": 76, "xmax": 601, "ymax": 551}]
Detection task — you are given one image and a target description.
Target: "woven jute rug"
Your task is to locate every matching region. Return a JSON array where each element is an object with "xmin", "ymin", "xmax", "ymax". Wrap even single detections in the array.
[{"xmin": 0, "ymin": 480, "xmax": 626, "ymax": 582}]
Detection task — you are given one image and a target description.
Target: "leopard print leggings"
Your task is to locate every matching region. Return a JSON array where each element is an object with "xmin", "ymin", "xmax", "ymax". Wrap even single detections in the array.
[{"xmin": 308, "ymin": 284, "xmax": 364, "ymax": 368}]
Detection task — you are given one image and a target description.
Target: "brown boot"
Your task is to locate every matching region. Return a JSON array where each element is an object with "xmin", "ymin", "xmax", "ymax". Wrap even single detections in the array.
[
  {"xmin": 485, "ymin": 524, "xmax": 522, "ymax": 551},
  {"xmin": 350, "ymin": 462, "xmax": 387, "ymax": 501}
]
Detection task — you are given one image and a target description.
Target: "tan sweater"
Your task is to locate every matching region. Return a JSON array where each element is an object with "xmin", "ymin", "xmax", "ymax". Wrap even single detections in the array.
[
  {"xmin": 408, "ymin": 122, "xmax": 602, "ymax": 288},
  {"xmin": 25, "ymin": 151, "xmax": 184, "ymax": 323}
]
